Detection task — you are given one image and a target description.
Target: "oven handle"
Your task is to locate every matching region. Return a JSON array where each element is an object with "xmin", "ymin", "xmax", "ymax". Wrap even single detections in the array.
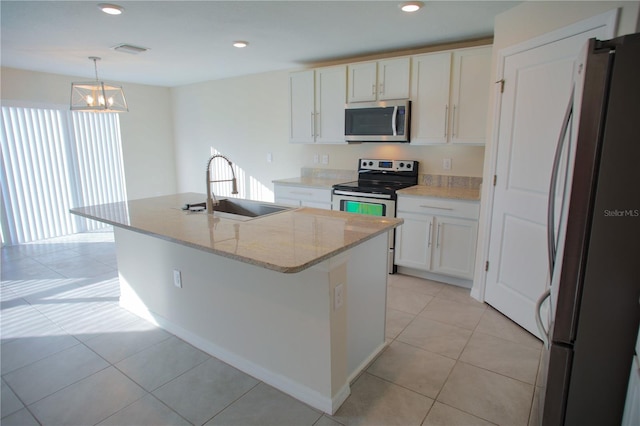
[{"xmin": 333, "ymin": 190, "xmax": 393, "ymax": 200}]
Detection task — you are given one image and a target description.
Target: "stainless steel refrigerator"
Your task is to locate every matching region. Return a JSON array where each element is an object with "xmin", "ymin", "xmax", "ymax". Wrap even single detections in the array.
[{"xmin": 537, "ymin": 33, "xmax": 640, "ymax": 425}]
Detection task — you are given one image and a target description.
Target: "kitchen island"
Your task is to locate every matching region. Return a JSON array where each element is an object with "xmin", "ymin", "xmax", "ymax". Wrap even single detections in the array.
[{"xmin": 70, "ymin": 193, "xmax": 402, "ymax": 414}]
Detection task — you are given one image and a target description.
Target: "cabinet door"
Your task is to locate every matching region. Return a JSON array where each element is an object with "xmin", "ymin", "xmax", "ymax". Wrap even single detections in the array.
[
  {"xmin": 431, "ymin": 216, "xmax": 478, "ymax": 279},
  {"xmin": 315, "ymin": 66, "xmax": 347, "ymax": 144},
  {"xmin": 410, "ymin": 52, "xmax": 451, "ymax": 145},
  {"xmin": 395, "ymin": 212, "xmax": 433, "ymax": 271},
  {"xmin": 348, "ymin": 62, "xmax": 378, "ymax": 103},
  {"xmin": 378, "ymin": 57, "xmax": 410, "ymax": 100},
  {"xmin": 450, "ymin": 46, "xmax": 491, "ymax": 145},
  {"xmin": 289, "ymin": 70, "xmax": 315, "ymax": 143}
]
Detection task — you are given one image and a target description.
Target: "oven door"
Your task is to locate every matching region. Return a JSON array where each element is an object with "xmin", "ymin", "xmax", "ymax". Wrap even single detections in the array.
[{"xmin": 332, "ymin": 191, "xmax": 397, "ymax": 273}]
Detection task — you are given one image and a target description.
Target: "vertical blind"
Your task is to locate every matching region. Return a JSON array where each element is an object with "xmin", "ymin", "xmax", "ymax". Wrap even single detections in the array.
[{"xmin": 1, "ymin": 106, "xmax": 127, "ymax": 245}]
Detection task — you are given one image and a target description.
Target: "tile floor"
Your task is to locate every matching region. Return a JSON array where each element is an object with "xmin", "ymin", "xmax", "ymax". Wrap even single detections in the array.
[{"xmin": 1, "ymin": 231, "xmax": 544, "ymax": 426}]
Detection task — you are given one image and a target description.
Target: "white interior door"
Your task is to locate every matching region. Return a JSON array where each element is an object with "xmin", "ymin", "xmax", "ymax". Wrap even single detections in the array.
[{"xmin": 484, "ymin": 16, "xmax": 615, "ymax": 338}]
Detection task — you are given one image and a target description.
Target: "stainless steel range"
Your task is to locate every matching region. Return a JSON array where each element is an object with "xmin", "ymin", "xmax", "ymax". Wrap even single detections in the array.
[{"xmin": 332, "ymin": 159, "xmax": 419, "ymax": 273}]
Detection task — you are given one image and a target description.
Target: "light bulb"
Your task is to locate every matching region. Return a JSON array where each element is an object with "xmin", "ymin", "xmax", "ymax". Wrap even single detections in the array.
[
  {"xmin": 400, "ymin": 2, "xmax": 423, "ymax": 12},
  {"xmin": 86, "ymin": 95, "xmax": 94, "ymax": 106},
  {"xmin": 98, "ymin": 3, "xmax": 124, "ymax": 15},
  {"xmin": 98, "ymin": 95, "xmax": 106, "ymax": 106}
]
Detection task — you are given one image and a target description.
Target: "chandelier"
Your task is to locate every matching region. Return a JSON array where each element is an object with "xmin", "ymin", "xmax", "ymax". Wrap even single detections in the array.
[{"xmin": 70, "ymin": 57, "xmax": 128, "ymax": 112}]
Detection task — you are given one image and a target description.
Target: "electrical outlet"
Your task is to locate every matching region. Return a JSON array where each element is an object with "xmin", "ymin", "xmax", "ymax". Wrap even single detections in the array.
[
  {"xmin": 322, "ymin": 154, "xmax": 329, "ymax": 165},
  {"xmin": 334, "ymin": 283, "xmax": 344, "ymax": 311},
  {"xmin": 443, "ymin": 158, "xmax": 452, "ymax": 170},
  {"xmin": 266, "ymin": 152, "xmax": 273, "ymax": 163},
  {"xmin": 173, "ymin": 269, "xmax": 182, "ymax": 288}
]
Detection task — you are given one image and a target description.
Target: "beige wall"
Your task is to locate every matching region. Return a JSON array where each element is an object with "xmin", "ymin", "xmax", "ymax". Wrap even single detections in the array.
[
  {"xmin": 485, "ymin": 1, "xmax": 640, "ymax": 162},
  {"xmin": 472, "ymin": 1, "xmax": 639, "ymax": 298},
  {"xmin": 171, "ymin": 68, "xmax": 487, "ymax": 198},
  {"xmin": 0, "ymin": 67, "xmax": 177, "ymax": 200}
]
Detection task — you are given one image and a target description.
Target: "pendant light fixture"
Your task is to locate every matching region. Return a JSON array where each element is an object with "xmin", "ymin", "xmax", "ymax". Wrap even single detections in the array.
[{"xmin": 70, "ymin": 57, "xmax": 128, "ymax": 112}]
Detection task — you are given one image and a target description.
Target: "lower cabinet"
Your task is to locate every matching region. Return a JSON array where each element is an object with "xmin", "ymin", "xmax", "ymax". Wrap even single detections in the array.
[
  {"xmin": 395, "ymin": 195, "xmax": 479, "ymax": 283},
  {"xmin": 274, "ymin": 183, "xmax": 332, "ymax": 210}
]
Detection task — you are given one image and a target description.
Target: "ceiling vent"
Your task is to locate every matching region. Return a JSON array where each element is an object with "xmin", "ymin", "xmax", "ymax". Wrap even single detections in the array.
[{"xmin": 112, "ymin": 44, "xmax": 149, "ymax": 55}]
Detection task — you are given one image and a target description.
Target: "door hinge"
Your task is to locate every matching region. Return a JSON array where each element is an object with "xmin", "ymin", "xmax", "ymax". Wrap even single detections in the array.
[
  {"xmin": 496, "ymin": 79, "xmax": 505, "ymax": 93},
  {"xmin": 485, "ymin": 261, "xmax": 490, "ymax": 271},
  {"xmin": 493, "ymin": 175, "xmax": 497, "ymax": 186}
]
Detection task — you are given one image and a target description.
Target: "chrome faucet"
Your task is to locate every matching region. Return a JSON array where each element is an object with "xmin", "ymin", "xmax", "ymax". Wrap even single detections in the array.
[{"xmin": 206, "ymin": 154, "xmax": 238, "ymax": 213}]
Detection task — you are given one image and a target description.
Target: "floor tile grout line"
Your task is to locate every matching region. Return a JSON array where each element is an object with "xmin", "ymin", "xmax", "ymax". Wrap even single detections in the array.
[{"xmin": 199, "ymin": 381, "xmax": 263, "ymax": 426}]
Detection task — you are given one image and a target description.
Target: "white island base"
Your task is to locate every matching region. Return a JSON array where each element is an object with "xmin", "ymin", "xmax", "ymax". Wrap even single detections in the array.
[{"xmin": 113, "ymin": 227, "xmax": 389, "ymax": 414}]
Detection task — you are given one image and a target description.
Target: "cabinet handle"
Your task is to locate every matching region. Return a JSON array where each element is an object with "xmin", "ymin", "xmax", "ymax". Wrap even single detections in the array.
[
  {"xmin": 372, "ymin": 84, "xmax": 376, "ymax": 96},
  {"xmin": 310, "ymin": 112, "xmax": 314, "ymax": 138},
  {"xmin": 419, "ymin": 205, "xmax": 454, "ymax": 210},
  {"xmin": 316, "ymin": 112, "xmax": 320, "ymax": 137},
  {"xmin": 428, "ymin": 222, "xmax": 433, "ymax": 248},
  {"xmin": 436, "ymin": 223, "xmax": 441, "ymax": 248},
  {"xmin": 444, "ymin": 105, "xmax": 449, "ymax": 138},
  {"xmin": 290, "ymin": 191, "xmax": 313, "ymax": 196},
  {"xmin": 452, "ymin": 105, "xmax": 457, "ymax": 137},
  {"xmin": 379, "ymin": 83, "xmax": 385, "ymax": 95}
]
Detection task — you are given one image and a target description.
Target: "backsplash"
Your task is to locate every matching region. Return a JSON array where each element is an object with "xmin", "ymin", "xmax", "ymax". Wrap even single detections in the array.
[
  {"xmin": 301, "ymin": 167, "xmax": 357, "ymax": 181},
  {"xmin": 421, "ymin": 174, "xmax": 483, "ymax": 189}
]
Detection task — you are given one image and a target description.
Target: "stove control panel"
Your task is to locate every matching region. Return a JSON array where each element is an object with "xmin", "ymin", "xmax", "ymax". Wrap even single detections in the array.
[{"xmin": 359, "ymin": 159, "xmax": 417, "ymax": 172}]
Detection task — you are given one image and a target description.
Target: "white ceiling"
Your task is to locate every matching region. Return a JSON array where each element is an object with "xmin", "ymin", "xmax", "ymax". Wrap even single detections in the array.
[{"xmin": 1, "ymin": 1, "xmax": 519, "ymax": 87}]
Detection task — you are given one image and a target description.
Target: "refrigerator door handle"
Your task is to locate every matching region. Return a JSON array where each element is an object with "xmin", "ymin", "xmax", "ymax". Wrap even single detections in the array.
[
  {"xmin": 536, "ymin": 288, "xmax": 552, "ymax": 348},
  {"xmin": 547, "ymin": 87, "xmax": 574, "ymax": 276}
]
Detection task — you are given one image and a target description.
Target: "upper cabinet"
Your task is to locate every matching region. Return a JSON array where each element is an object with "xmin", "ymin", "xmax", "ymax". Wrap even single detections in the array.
[
  {"xmin": 289, "ymin": 65, "xmax": 347, "ymax": 144},
  {"xmin": 289, "ymin": 45, "xmax": 491, "ymax": 145},
  {"xmin": 347, "ymin": 58, "xmax": 410, "ymax": 103},
  {"xmin": 411, "ymin": 46, "xmax": 491, "ymax": 145}
]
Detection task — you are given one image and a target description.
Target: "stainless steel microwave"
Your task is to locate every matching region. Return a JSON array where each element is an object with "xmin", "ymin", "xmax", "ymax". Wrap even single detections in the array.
[{"xmin": 344, "ymin": 100, "xmax": 410, "ymax": 143}]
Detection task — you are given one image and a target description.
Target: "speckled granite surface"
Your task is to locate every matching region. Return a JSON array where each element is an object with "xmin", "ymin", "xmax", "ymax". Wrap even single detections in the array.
[{"xmin": 70, "ymin": 193, "xmax": 401, "ymax": 273}]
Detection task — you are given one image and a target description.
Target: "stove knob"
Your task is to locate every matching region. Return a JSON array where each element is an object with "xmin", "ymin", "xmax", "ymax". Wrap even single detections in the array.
[
  {"xmin": 406, "ymin": 163, "xmax": 412, "ymax": 169},
  {"xmin": 368, "ymin": 161, "xmax": 373, "ymax": 166},
  {"xmin": 362, "ymin": 161, "xmax": 367, "ymax": 167},
  {"xmin": 399, "ymin": 162, "xmax": 405, "ymax": 168}
]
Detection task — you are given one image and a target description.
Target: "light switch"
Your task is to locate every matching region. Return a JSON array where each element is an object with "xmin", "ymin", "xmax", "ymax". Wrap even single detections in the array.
[
  {"xmin": 443, "ymin": 158, "xmax": 452, "ymax": 170},
  {"xmin": 322, "ymin": 154, "xmax": 329, "ymax": 165},
  {"xmin": 173, "ymin": 269, "xmax": 182, "ymax": 288}
]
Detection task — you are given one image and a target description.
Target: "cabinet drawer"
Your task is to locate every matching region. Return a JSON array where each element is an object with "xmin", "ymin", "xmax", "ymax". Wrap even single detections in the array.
[
  {"xmin": 397, "ymin": 196, "xmax": 479, "ymax": 219},
  {"xmin": 274, "ymin": 185, "xmax": 332, "ymax": 203}
]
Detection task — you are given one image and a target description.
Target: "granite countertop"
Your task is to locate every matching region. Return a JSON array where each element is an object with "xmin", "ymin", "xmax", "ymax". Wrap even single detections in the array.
[
  {"xmin": 70, "ymin": 193, "xmax": 401, "ymax": 274},
  {"xmin": 397, "ymin": 185, "xmax": 481, "ymax": 201},
  {"xmin": 272, "ymin": 176, "xmax": 352, "ymax": 188}
]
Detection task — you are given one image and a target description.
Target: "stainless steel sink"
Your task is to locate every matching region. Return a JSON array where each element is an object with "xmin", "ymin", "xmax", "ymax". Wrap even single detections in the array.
[
  {"xmin": 183, "ymin": 198, "xmax": 291, "ymax": 220},
  {"xmin": 213, "ymin": 199, "xmax": 290, "ymax": 218}
]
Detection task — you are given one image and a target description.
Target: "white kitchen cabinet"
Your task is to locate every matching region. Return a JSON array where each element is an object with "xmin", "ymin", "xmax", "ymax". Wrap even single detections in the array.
[
  {"xmin": 410, "ymin": 51, "xmax": 452, "ymax": 144},
  {"xmin": 289, "ymin": 65, "xmax": 346, "ymax": 144},
  {"xmin": 410, "ymin": 46, "xmax": 491, "ymax": 145},
  {"xmin": 348, "ymin": 58, "xmax": 410, "ymax": 103},
  {"xmin": 394, "ymin": 211, "xmax": 434, "ymax": 271},
  {"xmin": 395, "ymin": 195, "xmax": 480, "ymax": 283},
  {"xmin": 431, "ymin": 216, "xmax": 478, "ymax": 278},
  {"xmin": 289, "ymin": 70, "xmax": 315, "ymax": 143},
  {"xmin": 450, "ymin": 46, "xmax": 492, "ymax": 145},
  {"xmin": 274, "ymin": 183, "xmax": 332, "ymax": 210}
]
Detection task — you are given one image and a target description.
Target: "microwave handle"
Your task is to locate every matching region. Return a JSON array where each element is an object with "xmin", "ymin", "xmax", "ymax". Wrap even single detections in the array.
[{"xmin": 391, "ymin": 106, "xmax": 398, "ymax": 136}]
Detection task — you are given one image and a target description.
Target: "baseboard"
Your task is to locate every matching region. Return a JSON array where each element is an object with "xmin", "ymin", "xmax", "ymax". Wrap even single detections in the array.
[
  {"xmin": 396, "ymin": 266, "xmax": 472, "ymax": 288},
  {"xmin": 120, "ymin": 299, "xmax": 346, "ymax": 415}
]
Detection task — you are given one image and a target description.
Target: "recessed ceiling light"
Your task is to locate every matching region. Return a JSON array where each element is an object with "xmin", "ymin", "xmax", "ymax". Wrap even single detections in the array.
[
  {"xmin": 98, "ymin": 3, "xmax": 124, "ymax": 15},
  {"xmin": 233, "ymin": 41, "xmax": 249, "ymax": 48},
  {"xmin": 400, "ymin": 1, "xmax": 424, "ymax": 12}
]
